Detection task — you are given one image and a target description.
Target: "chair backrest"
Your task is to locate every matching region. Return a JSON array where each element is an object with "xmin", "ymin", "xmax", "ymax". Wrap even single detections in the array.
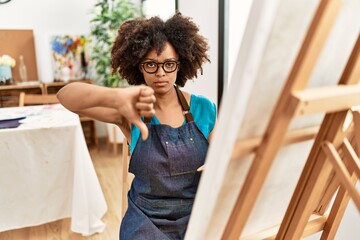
[
  {"xmin": 121, "ymin": 137, "xmax": 133, "ymax": 217},
  {"xmin": 19, "ymin": 92, "xmax": 59, "ymax": 106}
]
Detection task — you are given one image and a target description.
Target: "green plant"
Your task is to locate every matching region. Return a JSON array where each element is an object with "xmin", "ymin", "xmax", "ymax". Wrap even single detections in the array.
[{"xmin": 90, "ymin": 0, "xmax": 140, "ymax": 87}]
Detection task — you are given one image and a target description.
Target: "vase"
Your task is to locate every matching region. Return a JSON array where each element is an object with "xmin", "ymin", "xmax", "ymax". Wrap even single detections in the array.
[{"xmin": 0, "ymin": 65, "xmax": 12, "ymax": 84}]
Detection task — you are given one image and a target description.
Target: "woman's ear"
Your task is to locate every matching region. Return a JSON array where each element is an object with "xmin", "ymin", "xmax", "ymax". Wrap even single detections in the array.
[{"xmin": 139, "ymin": 64, "xmax": 144, "ymax": 73}]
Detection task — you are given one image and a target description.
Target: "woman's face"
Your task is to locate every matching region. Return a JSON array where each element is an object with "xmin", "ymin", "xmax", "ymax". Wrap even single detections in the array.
[{"xmin": 140, "ymin": 42, "xmax": 179, "ymax": 95}]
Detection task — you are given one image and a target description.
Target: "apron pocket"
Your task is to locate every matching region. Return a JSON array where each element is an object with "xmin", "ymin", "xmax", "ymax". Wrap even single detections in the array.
[{"xmin": 163, "ymin": 137, "xmax": 202, "ymax": 176}]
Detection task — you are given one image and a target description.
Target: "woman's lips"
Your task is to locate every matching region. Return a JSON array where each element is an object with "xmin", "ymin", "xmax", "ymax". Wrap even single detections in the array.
[{"xmin": 153, "ymin": 81, "xmax": 167, "ymax": 87}]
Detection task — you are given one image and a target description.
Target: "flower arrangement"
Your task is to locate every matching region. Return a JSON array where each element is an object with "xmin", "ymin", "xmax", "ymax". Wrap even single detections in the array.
[
  {"xmin": 0, "ymin": 54, "xmax": 16, "ymax": 67},
  {"xmin": 0, "ymin": 54, "xmax": 16, "ymax": 84},
  {"xmin": 50, "ymin": 35, "xmax": 90, "ymax": 81}
]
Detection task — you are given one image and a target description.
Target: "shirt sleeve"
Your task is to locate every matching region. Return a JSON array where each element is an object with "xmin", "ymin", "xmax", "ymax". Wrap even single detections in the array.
[
  {"xmin": 130, "ymin": 123, "xmax": 141, "ymax": 155},
  {"xmin": 190, "ymin": 95, "xmax": 217, "ymax": 140}
]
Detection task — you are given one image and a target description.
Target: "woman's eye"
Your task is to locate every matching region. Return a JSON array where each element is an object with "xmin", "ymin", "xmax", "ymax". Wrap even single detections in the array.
[
  {"xmin": 164, "ymin": 62, "xmax": 175, "ymax": 67},
  {"xmin": 146, "ymin": 62, "xmax": 156, "ymax": 68}
]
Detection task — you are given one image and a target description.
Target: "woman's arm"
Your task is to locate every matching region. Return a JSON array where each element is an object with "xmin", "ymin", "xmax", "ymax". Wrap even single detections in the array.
[
  {"xmin": 57, "ymin": 82, "xmax": 156, "ymax": 140},
  {"xmin": 197, "ymin": 117, "xmax": 217, "ymax": 172},
  {"xmin": 208, "ymin": 129, "xmax": 215, "ymax": 142}
]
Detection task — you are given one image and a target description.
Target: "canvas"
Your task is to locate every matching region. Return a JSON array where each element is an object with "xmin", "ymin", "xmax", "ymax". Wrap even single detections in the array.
[{"xmin": 185, "ymin": 0, "xmax": 360, "ymax": 239}]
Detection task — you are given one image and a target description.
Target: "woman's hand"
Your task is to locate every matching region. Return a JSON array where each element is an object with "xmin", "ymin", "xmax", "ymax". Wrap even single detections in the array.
[{"xmin": 118, "ymin": 86, "xmax": 156, "ymax": 140}]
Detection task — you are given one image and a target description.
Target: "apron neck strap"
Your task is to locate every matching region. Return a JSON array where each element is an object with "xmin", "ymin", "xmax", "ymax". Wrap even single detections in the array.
[
  {"xmin": 175, "ymin": 85, "xmax": 193, "ymax": 122},
  {"xmin": 144, "ymin": 85, "xmax": 194, "ymax": 123}
]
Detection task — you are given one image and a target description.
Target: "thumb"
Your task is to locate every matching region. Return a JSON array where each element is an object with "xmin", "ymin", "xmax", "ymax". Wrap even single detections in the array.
[{"xmin": 132, "ymin": 117, "xmax": 149, "ymax": 140}]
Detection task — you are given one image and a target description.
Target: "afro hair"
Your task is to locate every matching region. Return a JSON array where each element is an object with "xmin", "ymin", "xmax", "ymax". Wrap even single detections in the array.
[{"xmin": 111, "ymin": 12, "xmax": 210, "ymax": 87}]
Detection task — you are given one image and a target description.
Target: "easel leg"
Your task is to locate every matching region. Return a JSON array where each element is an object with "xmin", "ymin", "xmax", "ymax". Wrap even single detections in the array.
[
  {"xmin": 315, "ymin": 174, "xmax": 340, "ymax": 214},
  {"xmin": 353, "ymin": 111, "xmax": 360, "ymax": 155}
]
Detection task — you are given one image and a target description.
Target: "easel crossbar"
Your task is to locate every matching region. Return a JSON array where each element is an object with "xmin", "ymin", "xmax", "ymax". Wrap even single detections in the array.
[
  {"xmin": 241, "ymin": 215, "xmax": 328, "ymax": 240},
  {"xmin": 292, "ymin": 84, "xmax": 360, "ymax": 115},
  {"xmin": 232, "ymin": 126, "xmax": 319, "ymax": 158}
]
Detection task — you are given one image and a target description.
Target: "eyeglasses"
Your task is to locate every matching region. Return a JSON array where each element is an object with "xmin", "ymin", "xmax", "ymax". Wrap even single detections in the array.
[{"xmin": 140, "ymin": 61, "xmax": 180, "ymax": 74}]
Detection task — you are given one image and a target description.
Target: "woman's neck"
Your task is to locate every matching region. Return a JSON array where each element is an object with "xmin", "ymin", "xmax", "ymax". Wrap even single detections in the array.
[
  {"xmin": 154, "ymin": 87, "xmax": 178, "ymax": 111},
  {"xmin": 153, "ymin": 86, "xmax": 185, "ymax": 127}
]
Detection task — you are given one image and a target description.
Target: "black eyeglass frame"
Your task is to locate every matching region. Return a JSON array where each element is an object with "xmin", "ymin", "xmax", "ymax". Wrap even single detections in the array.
[{"xmin": 140, "ymin": 61, "xmax": 180, "ymax": 74}]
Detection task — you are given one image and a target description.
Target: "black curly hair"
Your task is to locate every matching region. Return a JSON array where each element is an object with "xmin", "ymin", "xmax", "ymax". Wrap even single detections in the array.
[{"xmin": 111, "ymin": 12, "xmax": 210, "ymax": 87}]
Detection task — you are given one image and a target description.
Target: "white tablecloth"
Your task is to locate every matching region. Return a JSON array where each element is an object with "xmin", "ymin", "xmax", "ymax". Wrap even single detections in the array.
[{"xmin": 0, "ymin": 104, "xmax": 107, "ymax": 236}]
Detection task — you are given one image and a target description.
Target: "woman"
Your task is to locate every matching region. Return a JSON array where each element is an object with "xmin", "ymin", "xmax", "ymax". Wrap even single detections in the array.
[{"xmin": 57, "ymin": 12, "xmax": 216, "ymax": 239}]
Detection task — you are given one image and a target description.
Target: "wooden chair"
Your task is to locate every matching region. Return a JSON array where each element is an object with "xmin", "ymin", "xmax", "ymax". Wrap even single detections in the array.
[
  {"xmin": 121, "ymin": 137, "xmax": 133, "ymax": 217},
  {"xmin": 106, "ymin": 123, "xmax": 125, "ymax": 156},
  {"xmin": 79, "ymin": 115, "xmax": 98, "ymax": 149},
  {"xmin": 18, "ymin": 92, "xmax": 59, "ymax": 106}
]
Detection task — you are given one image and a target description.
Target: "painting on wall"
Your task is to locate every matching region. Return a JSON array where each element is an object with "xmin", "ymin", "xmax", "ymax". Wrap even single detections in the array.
[{"xmin": 50, "ymin": 35, "xmax": 91, "ymax": 82}]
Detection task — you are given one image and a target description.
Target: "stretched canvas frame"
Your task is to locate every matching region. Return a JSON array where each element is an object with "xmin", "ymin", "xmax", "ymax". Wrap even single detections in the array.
[
  {"xmin": 0, "ymin": 29, "xmax": 38, "ymax": 82},
  {"xmin": 186, "ymin": 0, "xmax": 360, "ymax": 239}
]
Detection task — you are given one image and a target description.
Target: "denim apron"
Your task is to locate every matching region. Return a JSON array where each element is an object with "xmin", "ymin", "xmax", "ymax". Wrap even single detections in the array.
[{"xmin": 120, "ymin": 87, "xmax": 209, "ymax": 240}]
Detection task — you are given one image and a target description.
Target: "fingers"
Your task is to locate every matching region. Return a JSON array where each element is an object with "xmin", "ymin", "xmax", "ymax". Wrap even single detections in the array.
[
  {"xmin": 137, "ymin": 86, "xmax": 156, "ymax": 118},
  {"xmin": 132, "ymin": 118, "xmax": 149, "ymax": 140},
  {"xmin": 139, "ymin": 95, "xmax": 156, "ymax": 103},
  {"xmin": 136, "ymin": 102, "xmax": 155, "ymax": 118},
  {"xmin": 139, "ymin": 86, "xmax": 155, "ymax": 100}
]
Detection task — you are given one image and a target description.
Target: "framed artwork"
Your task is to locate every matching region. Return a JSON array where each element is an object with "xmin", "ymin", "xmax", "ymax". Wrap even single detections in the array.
[{"xmin": 50, "ymin": 35, "xmax": 91, "ymax": 82}]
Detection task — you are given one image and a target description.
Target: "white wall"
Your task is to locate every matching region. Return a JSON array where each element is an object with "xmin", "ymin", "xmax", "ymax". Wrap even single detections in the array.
[
  {"xmin": 178, "ymin": 0, "xmax": 218, "ymax": 105},
  {"xmin": 142, "ymin": 0, "xmax": 176, "ymax": 20}
]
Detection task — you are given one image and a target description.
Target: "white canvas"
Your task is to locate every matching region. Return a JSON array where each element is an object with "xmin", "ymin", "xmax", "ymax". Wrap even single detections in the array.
[{"xmin": 186, "ymin": 0, "xmax": 360, "ymax": 239}]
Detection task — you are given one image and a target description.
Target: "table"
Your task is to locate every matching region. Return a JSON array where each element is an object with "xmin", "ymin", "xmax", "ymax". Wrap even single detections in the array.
[
  {"xmin": 0, "ymin": 104, "xmax": 107, "ymax": 236},
  {"xmin": 0, "ymin": 80, "xmax": 97, "ymax": 148}
]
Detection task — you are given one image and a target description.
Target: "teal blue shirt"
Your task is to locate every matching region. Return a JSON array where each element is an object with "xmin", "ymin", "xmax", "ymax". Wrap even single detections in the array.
[{"xmin": 130, "ymin": 94, "xmax": 217, "ymax": 155}]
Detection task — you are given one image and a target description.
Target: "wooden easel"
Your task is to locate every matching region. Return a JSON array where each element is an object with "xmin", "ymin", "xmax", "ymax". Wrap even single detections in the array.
[
  {"xmin": 223, "ymin": 1, "xmax": 360, "ymax": 239},
  {"xmin": 186, "ymin": 0, "xmax": 359, "ymax": 239}
]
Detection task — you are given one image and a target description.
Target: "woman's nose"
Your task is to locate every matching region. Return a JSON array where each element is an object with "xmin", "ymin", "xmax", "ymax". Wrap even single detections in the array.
[{"xmin": 155, "ymin": 65, "xmax": 166, "ymax": 76}]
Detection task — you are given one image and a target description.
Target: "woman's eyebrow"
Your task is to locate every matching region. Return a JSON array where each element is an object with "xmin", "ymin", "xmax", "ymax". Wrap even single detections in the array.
[{"xmin": 142, "ymin": 57, "xmax": 177, "ymax": 62}]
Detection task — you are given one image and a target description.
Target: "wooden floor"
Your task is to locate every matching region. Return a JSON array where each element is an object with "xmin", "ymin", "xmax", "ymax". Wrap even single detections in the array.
[{"xmin": 0, "ymin": 139, "xmax": 124, "ymax": 240}]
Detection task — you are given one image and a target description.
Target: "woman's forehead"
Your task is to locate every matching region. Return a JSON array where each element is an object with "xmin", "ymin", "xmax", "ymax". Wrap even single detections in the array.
[{"xmin": 144, "ymin": 42, "xmax": 178, "ymax": 60}]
